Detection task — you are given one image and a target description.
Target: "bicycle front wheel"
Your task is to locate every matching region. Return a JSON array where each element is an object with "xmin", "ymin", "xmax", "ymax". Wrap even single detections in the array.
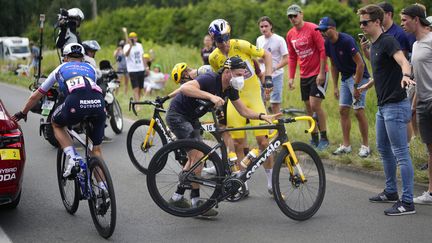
[
  {"xmin": 126, "ymin": 119, "xmax": 168, "ymax": 175},
  {"xmin": 147, "ymin": 139, "xmax": 224, "ymax": 217},
  {"xmin": 56, "ymin": 149, "xmax": 80, "ymax": 214},
  {"xmin": 272, "ymin": 141, "xmax": 325, "ymax": 221},
  {"xmin": 87, "ymin": 157, "xmax": 116, "ymax": 239}
]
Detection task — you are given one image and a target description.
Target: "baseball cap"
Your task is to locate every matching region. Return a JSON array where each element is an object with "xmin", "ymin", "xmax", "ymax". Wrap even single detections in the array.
[
  {"xmin": 286, "ymin": 4, "xmax": 302, "ymax": 16},
  {"xmin": 128, "ymin": 32, "xmax": 138, "ymax": 38},
  {"xmin": 315, "ymin": 17, "xmax": 336, "ymax": 31},
  {"xmin": 377, "ymin": 2, "xmax": 394, "ymax": 13},
  {"xmin": 401, "ymin": 4, "xmax": 430, "ymax": 26},
  {"xmin": 427, "ymin": 16, "xmax": 432, "ymax": 27}
]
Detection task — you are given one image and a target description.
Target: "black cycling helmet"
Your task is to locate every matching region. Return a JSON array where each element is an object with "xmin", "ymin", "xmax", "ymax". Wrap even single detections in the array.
[{"xmin": 223, "ymin": 56, "xmax": 246, "ymax": 70}]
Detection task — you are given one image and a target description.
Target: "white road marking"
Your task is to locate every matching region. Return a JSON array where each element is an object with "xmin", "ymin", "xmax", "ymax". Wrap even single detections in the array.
[{"xmin": 0, "ymin": 227, "xmax": 12, "ymax": 243}]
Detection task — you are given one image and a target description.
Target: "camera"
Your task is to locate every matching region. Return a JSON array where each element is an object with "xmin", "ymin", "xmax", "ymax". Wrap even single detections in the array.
[{"xmin": 56, "ymin": 8, "xmax": 69, "ymax": 27}]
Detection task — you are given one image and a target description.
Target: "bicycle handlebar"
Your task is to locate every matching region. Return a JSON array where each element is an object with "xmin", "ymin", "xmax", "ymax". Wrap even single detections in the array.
[{"xmin": 273, "ymin": 115, "xmax": 316, "ymax": 134}]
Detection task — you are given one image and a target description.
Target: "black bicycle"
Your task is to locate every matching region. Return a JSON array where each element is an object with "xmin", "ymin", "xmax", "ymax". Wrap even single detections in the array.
[
  {"xmin": 126, "ymin": 97, "xmax": 221, "ymax": 175},
  {"xmin": 146, "ymin": 101, "xmax": 326, "ymax": 221},
  {"xmin": 57, "ymin": 116, "xmax": 116, "ymax": 238}
]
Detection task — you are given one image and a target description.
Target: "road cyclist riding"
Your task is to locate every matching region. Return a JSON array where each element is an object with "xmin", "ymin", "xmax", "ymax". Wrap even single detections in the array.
[{"xmin": 12, "ymin": 42, "xmax": 116, "ymax": 238}]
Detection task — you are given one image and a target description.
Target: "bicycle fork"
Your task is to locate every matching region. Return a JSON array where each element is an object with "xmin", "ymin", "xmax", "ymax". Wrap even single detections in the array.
[
  {"xmin": 142, "ymin": 118, "xmax": 157, "ymax": 150},
  {"xmin": 283, "ymin": 142, "xmax": 307, "ymax": 184}
]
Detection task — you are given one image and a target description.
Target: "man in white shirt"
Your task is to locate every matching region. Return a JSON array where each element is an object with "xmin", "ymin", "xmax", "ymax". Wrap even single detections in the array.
[
  {"xmin": 256, "ymin": 16, "xmax": 289, "ymax": 114},
  {"xmin": 122, "ymin": 29, "xmax": 146, "ymax": 101}
]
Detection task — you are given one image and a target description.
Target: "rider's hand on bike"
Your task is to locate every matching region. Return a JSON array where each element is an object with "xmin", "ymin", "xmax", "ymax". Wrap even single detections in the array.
[
  {"xmin": 210, "ymin": 95, "xmax": 225, "ymax": 107},
  {"xmin": 12, "ymin": 111, "xmax": 27, "ymax": 122},
  {"xmin": 260, "ymin": 112, "xmax": 282, "ymax": 124},
  {"xmin": 156, "ymin": 96, "xmax": 170, "ymax": 104}
]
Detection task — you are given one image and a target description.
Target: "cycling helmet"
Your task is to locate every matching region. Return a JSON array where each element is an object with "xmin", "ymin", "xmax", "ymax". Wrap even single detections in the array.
[
  {"xmin": 82, "ymin": 40, "xmax": 101, "ymax": 51},
  {"xmin": 171, "ymin": 62, "xmax": 188, "ymax": 84},
  {"xmin": 67, "ymin": 8, "xmax": 85, "ymax": 21},
  {"xmin": 208, "ymin": 19, "xmax": 231, "ymax": 37},
  {"xmin": 223, "ymin": 56, "xmax": 246, "ymax": 70},
  {"xmin": 129, "ymin": 32, "xmax": 138, "ymax": 38},
  {"xmin": 63, "ymin": 43, "xmax": 85, "ymax": 57},
  {"xmin": 197, "ymin": 65, "xmax": 212, "ymax": 76}
]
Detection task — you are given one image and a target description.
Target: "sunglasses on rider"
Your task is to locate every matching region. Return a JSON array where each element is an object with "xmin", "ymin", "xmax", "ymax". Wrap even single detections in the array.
[
  {"xmin": 215, "ymin": 34, "xmax": 230, "ymax": 43},
  {"xmin": 359, "ymin": 19, "xmax": 374, "ymax": 26},
  {"xmin": 288, "ymin": 14, "xmax": 298, "ymax": 19}
]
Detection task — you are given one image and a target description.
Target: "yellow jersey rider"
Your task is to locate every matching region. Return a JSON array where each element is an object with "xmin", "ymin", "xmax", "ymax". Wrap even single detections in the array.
[{"xmin": 208, "ymin": 19, "xmax": 276, "ymax": 196}]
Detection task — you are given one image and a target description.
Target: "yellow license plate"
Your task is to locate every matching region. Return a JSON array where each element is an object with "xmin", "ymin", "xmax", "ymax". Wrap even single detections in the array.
[{"xmin": 0, "ymin": 149, "xmax": 21, "ymax": 160}]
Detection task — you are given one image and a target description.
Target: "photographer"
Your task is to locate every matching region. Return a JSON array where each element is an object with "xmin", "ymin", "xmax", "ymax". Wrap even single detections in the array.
[{"xmin": 55, "ymin": 8, "xmax": 84, "ymax": 50}]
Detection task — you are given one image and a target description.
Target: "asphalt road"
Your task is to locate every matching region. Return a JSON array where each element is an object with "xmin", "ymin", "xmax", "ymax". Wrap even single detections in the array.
[{"xmin": 0, "ymin": 82, "xmax": 431, "ymax": 243}]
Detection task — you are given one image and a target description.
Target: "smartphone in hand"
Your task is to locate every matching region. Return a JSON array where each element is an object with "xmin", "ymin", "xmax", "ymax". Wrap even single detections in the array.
[{"xmin": 358, "ymin": 33, "xmax": 366, "ymax": 42}]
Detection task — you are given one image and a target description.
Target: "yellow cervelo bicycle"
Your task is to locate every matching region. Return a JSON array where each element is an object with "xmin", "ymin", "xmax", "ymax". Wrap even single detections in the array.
[{"xmin": 146, "ymin": 100, "xmax": 326, "ymax": 221}]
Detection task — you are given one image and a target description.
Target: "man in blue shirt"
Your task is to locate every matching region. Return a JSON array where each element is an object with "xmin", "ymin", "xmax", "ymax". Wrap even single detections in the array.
[{"xmin": 316, "ymin": 17, "xmax": 371, "ymax": 157}]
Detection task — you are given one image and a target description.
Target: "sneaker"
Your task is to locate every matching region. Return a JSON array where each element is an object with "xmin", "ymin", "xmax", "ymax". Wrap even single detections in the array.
[
  {"xmin": 202, "ymin": 166, "xmax": 217, "ymax": 175},
  {"xmin": 358, "ymin": 145, "xmax": 371, "ymax": 158},
  {"xmin": 384, "ymin": 200, "xmax": 416, "ymax": 216},
  {"xmin": 168, "ymin": 197, "xmax": 191, "ymax": 208},
  {"xmin": 317, "ymin": 139, "xmax": 329, "ymax": 150},
  {"xmin": 63, "ymin": 157, "xmax": 82, "ymax": 178},
  {"xmin": 413, "ymin": 191, "xmax": 432, "ymax": 205},
  {"xmin": 332, "ymin": 144, "xmax": 352, "ymax": 155},
  {"xmin": 309, "ymin": 139, "xmax": 319, "ymax": 148},
  {"xmin": 369, "ymin": 190, "xmax": 399, "ymax": 203},
  {"xmin": 194, "ymin": 200, "xmax": 218, "ymax": 217},
  {"xmin": 268, "ymin": 188, "xmax": 286, "ymax": 200},
  {"xmin": 420, "ymin": 163, "xmax": 428, "ymax": 171},
  {"xmin": 102, "ymin": 136, "xmax": 113, "ymax": 143}
]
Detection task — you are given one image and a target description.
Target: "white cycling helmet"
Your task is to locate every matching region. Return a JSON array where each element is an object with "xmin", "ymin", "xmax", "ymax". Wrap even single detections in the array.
[
  {"xmin": 63, "ymin": 43, "xmax": 85, "ymax": 57},
  {"xmin": 67, "ymin": 8, "xmax": 84, "ymax": 21},
  {"xmin": 197, "ymin": 65, "xmax": 212, "ymax": 76},
  {"xmin": 208, "ymin": 19, "xmax": 231, "ymax": 37},
  {"xmin": 82, "ymin": 40, "xmax": 101, "ymax": 51}
]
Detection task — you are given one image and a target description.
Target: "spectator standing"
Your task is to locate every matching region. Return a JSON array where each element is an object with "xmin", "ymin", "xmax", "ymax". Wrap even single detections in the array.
[
  {"xmin": 285, "ymin": 4, "xmax": 329, "ymax": 150},
  {"xmin": 401, "ymin": 4, "xmax": 432, "ymax": 205},
  {"xmin": 29, "ymin": 41, "xmax": 40, "ymax": 77},
  {"xmin": 256, "ymin": 16, "xmax": 289, "ymax": 114},
  {"xmin": 114, "ymin": 40, "xmax": 129, "ymax": 95},
  {"xmin": 316, "ymin": 17, "xmax": 371, "ymax": 157},
  {"xmin": 201, "ymin": 34, "xmax": 215, "ymax": 65},
  {"xmin": 357, "ymin": 4, "xmax": 416, "ymax": 216},
  {"xmin": 122, "ymin": 28, "xmax": 146, "ymax": 102}
]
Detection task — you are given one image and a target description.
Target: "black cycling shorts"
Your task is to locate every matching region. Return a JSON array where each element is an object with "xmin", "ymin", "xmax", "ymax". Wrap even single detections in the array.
[{"xmin": 52, "ymin": 90, "xmax": 106, "ymax": 145}]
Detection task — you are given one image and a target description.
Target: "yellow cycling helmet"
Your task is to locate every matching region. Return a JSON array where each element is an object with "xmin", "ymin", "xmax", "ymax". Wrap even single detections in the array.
[
  {"xmin": 143, "ymin": 53, "xmax": 151, "ymax": 59},
  {"xmin": 171, "ymin": 62, "xmax": 188, "ymax": 84},
  {"xmin": 128, "ymin": 32, "xmax": 138, "ymax": 38}
]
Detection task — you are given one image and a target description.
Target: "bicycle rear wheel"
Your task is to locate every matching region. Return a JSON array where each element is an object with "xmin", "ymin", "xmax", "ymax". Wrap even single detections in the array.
[
  {"xmin": 87, "ymin": 157, "xmax": 116, "ymax": 239},
  {"xmin": 56, "ymin": 149, "xmax": 80, "ymax": 214},
  {"xmin": 126, "ymin": 119, "xmax": 168, "ymax": 175},
  {"xmin": 147, "ymin": 139, "xmax": 224, "ymax": 217},
  {"xmin": 272, "ymin": 141, "xmax": 325, "ymax": 221}
]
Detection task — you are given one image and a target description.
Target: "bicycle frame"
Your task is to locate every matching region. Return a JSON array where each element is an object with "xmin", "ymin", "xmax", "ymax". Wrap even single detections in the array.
[
  {"xmin": 129, "ymin": 99, "xmax": 175, "ymax": 149},
  {"xmin": 66, "ymin": 122, "xmax": 94, "ymax": 199},
  {"xmin": 184, "ymin": 108, "xmax": 315, "ymax": 197}
]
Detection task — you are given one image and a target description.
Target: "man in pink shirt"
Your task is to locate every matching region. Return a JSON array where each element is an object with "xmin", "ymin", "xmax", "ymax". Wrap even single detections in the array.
[{"xmin": 286, "ymin": 4, "xmax": 329, "ymax": 150}]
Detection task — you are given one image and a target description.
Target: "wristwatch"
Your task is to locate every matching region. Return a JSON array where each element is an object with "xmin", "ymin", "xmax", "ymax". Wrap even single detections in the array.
[
  {"xmin": 403, "ymin": 73, "xmax": 413, "ymax": 79},
  {"xmin": 258, "ymin": 113, "xmax": 265, "ymax": 120}
]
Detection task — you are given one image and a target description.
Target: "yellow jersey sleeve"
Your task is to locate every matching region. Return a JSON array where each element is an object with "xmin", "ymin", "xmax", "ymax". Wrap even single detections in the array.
[
  {"xmin": 208, "ymin": 49, "xmax": 225, "ymax": 71},
  {"xmin": 234, "ymin": 39, "xmax": 265, "ymax": 59}
]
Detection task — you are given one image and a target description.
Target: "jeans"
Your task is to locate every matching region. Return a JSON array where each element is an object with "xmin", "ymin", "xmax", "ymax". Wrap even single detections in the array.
[{"xmin": 376, "ymin": 99, "xmax": 414, "ymax": 203}]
